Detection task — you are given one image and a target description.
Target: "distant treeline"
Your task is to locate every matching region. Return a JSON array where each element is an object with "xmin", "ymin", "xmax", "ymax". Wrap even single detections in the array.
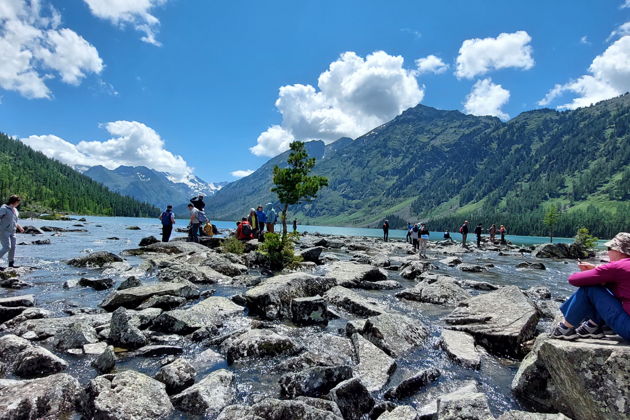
[{"xmin": 0, "ymin": 133, "xmax": 158, "ymax": 217}]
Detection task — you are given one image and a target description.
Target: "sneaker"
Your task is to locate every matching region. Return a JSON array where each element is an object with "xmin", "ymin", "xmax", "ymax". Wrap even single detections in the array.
[
  {"xmin": 550, "ymin": 322, "xmax": 577, "ymax": 340},
  {"xmin": 602, "ymin": 325, "xmax": 616, "ymax": 336},
  {"xmin": 576, "ymin": 321, "xmax": 604, "ymax": 339}
]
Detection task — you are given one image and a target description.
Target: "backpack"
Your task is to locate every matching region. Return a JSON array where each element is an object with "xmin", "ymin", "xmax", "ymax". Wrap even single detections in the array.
[
  {"xmin": 241, "ymin": 223, "xmax": 252, "ymax": 237},
  {"xmin": 412, "ymin": 225, "xmax": 419, "ymax": 232},
  {"xmin": 197, "ymin": 211, "xmax": 208, "ymax": 224},
  {"xmin": 459, "ymin": 226, "xmax": 463, "ymax": 233},
  {"xmin": 160, "ymin": 211, "xmax": 172, "ymax": 225}
]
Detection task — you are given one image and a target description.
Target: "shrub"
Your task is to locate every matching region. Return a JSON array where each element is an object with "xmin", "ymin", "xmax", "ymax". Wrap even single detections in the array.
[
  {"xmin": 221, "ymin": 236, "xmax": 245, "ymax": 255},
  {"xmin": 259, "ymin": 232, "xmax": 302, "ymax": 270},
  {"xmin": 574, "ymin": 227, "xmax": 598, "ymax": 250}
]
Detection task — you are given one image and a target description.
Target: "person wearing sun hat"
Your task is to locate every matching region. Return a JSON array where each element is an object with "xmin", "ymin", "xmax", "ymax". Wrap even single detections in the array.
[{"xmin": 551, "ymin": 232, "xmax": 630, "ymax": 341}]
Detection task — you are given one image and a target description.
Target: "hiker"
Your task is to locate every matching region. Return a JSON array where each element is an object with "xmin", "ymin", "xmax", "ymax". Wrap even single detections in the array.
[
  {"xmin": 406, "ymin": 222, "xmax": 413, "ymax": 243},
  {"xmin": 158, "ymin": 205, "xmax": 175, "ymax": 242},
  {"xmin": 474, "ymin": 223, "xmax": 483, "ymax": 248},
  {"xmin": 265, "ymin": 203, "xmax": 277, "ymax": 233},
  {"xmin": 256, "ymin": 206, "xmax": 267, "ymax": 237},
  {"xmin": 293, "ymin": 219, "xmax": 298, "ymax": 233},
  {"xmin": 460, "ymin": 220, "xmax": 469, "ymax": 246},
  {"xmin": 411, "ymin": 223, "xmax": 420, "ymax": 252},
  {"xmin": 443, "ymin": 230, "xmax": 452, "ymax": 241},
  {"xmin": 187, "ymin": 204, "xmax": 200, "ymax": 243},
  {"xmin": 203, "ymin": 219, "xmax": 215, "ymax": 237},
  {"xmin": 489, "ymin": 224, "xmax": 497, "ymax": 243},
  {"xmin": 248, "ymin": 208, "xmax": 258, "ymax": 235},
  {"xmin": 499, "ymin": 225, "xmax": 507, "ymax": 244},
  {"xmin": 551, "ymin": 232, "xmax": 630, "ymax": 341},
  {"xmin": 382, "ymin": 220, "xmax": 389, "ymax": 242},
  {"xmin": 237, "ymin": 217, "xmax": 254, "ymax": 240},
  {"xmin": 0, "ymin": 195, "xmax": 24, "ymax": 270},
  {"xmin": 190, "ymin": 194, "xmax": 205, "ymax": 211},
  {"xmin": 419, "ymin": 223, "xmax": 430, "ymax": 258}
]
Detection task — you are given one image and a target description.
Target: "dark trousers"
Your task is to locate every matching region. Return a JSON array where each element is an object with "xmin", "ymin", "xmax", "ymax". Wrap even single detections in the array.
[
  {"xmin": 476, "ymin": 235, "xmax": 481, "ymax": 247},
  {"xmin": 162, "ymin": 224, "xmax": 172, "ymax": 242},
  {"xmin": 462, "ymin": 233, "xmax": 467, "ymax": 246},
  {"xmin": 188, "ymin": 223, "xmax": 200, "ymax": 243},
  {"xmin": 383, "ymin": 231, "xmax": 388, "ymax": 242},
  {"xmin": 412, "ymin": 238, "xmax": 419, "ymax": 251},
  {"xmin": 560, "ymin": 286, "xmax": 630, "ymax": 340}
]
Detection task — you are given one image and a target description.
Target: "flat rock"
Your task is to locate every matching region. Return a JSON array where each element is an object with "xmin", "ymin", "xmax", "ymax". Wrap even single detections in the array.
[
  {"xmin": 217, "ymin": 398, "xmax": 343, "ymax": 420},
  {"xmin": 440, "ymin": 329, "xmax": 481, "ymax": 369},
  {"xmin": 171, "ymin": 369, "xmax": 235, "ymax": 417},
  {"xmin": 136, "ymin": 345, "xmax": 183, "ymax": 357},
  {"xmin": 83, "ymin": 341, "xmax": 108, "ymax": 355},
  {"xmin": 459, "ymin": 264, "xmax": 487, "ymax": 273},
  {"xmin": 377, "ymin": 405, "xmax": 420, "ymax": 420},
  {"xmin": 322, "ymin": 261, "xmax": 387, "ymax": 287},
  {"xmin": 158, "ymin": 263, "xmax": 232, "ymax": 284},
  {"xmin": 384, "ymin": 368, "xmax": 441, "ymax": 400},
  {"xmin": 155, "ymin": 358, "xmax": 195, "ymax": 394},
  {"xmin": 53, "ymin": 321, "xmax": 99, "ymax": 350},
  {"xmin": 21, "ymin": 225, "xmax": 44, "ymax": 234},
  {"xmin": 0, "ymin": 305, "xmax": 27, "ymax": 323},
  {"xmin": 79, "ymin": 277, "xmax": 114, "ymax": 290},
  {"xmin": 203, "ymin": 253, "xmax": 248, "ymax": 276},
  {"xmin": 137, "ymin": 294, "xmax": 186, "ymax": 310},
  {"xmin": 437, "ymin": 389, "xmax": 493, "ymax": 420},
  {"xmin": 101, "ymin": 282, "xmax": 200, "ymax": 311},
  {"xmin": 223, "ymin": 329, "xmax": 298, "ymax": 364},
  {"xmin": 362, "ymin": 313, "xmax": 429, "ymax": 357},
  {"xmin": 125, "ymin": 241, "xmax": 210, "ymax": 256},
  {"xmin": 6, "ymin": 312, "xmax": 110, "ymax": 339},
  {"xmin": 139, "ymin": 236, "xmax": 160, "ymax": 246},
  {"xmin": 323, "ymin": 286, "xmax": 385, "ymax": 316},
  {"xmin": 396, "ymin": 276, "xmax": 470, "ymax": 305},
  {"xmin": 300, "ymin": 246, "xmax": 324, "ymax": 263},
  {"xmin": 497, "ymin": 411, "xmax": 571, "ymax": 419},
  {"xmin": 117, "ymin": 276, "xmax": 142, "ymax": 290},
  {"xmin": 329, "ymin": 378, "xmax": 375, "ymax": 420},
  {"xmin": 0, "ymin": 294, "xmax": 34, "ymax": 307},
  {"xmin": 351, "ymin": 333, "xmax": 396, "ymax": 392},
  {"xmin": 68, "ymin": 251, "xmax": 123, "ymax": 267},
  {"xmin": 91, "ymin": 345, "xmax": 116, "ymax": 373},
  {"xmin": 152, "ymin": 296, "xmax": 243, "ymax": 334},
  {"xmin": 279, "ymin": 365, "xmax": 353, "ymax": 398},
  {"xmin": 291, "ymin": 296, "xmax": 329, "ymax": 326},
  {"xmin": 354, "ymin": 280, "xmax": 402, "ymax": 290}
]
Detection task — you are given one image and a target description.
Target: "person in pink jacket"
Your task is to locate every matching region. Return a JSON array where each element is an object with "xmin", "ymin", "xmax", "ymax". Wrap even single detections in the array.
[{"xmin": 551, "ymin": 232, "xmax": 630, "ymax": 340}]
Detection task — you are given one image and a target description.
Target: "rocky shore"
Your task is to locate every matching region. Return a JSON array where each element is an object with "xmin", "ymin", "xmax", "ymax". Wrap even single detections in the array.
[{"xmin": 0, "ymin": 224, "xmax": 627, "ymax": 420}]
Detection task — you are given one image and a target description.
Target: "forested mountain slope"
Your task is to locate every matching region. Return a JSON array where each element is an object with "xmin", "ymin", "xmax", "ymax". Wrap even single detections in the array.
[
  {"xmin": 0, "ymin": 133, "xmax": 158, "ymax": 217},
  {"xmin": 207, "ymin": 94, "xmax": 630, "ymax": 238}
]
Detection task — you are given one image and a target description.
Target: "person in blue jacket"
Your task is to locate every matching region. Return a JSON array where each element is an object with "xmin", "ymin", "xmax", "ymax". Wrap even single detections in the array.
[
  {"xmin": 265, "ymin": 203, "xmax": 277, "ymax": 233},
  {"xmin": 256, "ymin": 205, "xmax": 267, "ymax": 237}
]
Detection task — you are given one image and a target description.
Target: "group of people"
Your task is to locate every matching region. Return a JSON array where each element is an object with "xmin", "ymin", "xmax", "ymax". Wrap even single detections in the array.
[
  {"xmin": 159, "ymin": 195, "xmax": 218, "ymax": 243},
  {"xmin": 235, "ymin": 204, "xmax": 279, "ymax": 241},
  {"xmin": 458, "ymin": 220, "xmax": 508, "ymax": 247}
]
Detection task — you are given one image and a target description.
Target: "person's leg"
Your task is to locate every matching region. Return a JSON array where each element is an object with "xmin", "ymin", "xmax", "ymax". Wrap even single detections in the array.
[
  {"xmin": 582, "ymin": 286, "xmax": 630, "ymax": 340},
  {"xmin": 163, "ymin": 225, "xmax": 172, "ymax": 242},
  {"xmin": 0, "ymin": 232, "xmax": 10, "ymax": 263},
  {"xmin": 560, "ymin": 288, "xmax": 599, "ymax": 327},
  {"xmin": 7, "ymin": 234, "xmax": 16, "ymax": 266}
]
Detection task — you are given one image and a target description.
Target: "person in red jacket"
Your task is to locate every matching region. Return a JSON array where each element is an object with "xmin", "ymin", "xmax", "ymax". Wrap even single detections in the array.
[
  {"xmin": 236, "ymin": 217, "xmax": 254, "ymax": 241},
  {"xmin": 551, "ymin": 232, "xmax": 630, "ymax": 340}
]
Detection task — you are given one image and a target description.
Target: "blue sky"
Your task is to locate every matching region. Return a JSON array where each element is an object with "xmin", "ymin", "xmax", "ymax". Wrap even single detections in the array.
[{"xmin": 1, "ymin": 0, "xmax": 629, "ymax": 184}]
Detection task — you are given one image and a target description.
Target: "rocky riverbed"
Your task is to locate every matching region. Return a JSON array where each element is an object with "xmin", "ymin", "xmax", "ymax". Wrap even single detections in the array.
[{"xmin": 0, "ymin": 218, "xmax": 628, "ymax": 420}]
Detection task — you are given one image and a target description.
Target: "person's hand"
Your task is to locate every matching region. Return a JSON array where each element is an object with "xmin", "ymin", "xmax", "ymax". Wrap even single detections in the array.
[
  {"xmin": 578, "ymin": 262, "xmax": 596, "ymax": 271},
  {"xmin": 17, "ymin": 226, "xmax": 25, "ymax": 233}
]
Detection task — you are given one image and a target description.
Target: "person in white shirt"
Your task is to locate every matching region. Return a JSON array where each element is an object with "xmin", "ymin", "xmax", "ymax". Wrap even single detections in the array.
[{"xmin": 0, "ymin": 195, "xmax": 25, "ymax": 270}]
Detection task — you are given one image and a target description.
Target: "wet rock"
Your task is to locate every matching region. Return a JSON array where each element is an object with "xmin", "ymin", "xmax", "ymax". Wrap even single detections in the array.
[
  {"xmin": 512, "ymin": 335, "xmax": 630, "ymax": 420},
  {"xmin": 171, "ymin": 369, "xmax": 235, "ymax": 417},
  {"xmin": 355, "ymin": 280, "xmax": 402, "ymax": 290},
  {"xmin": 53, "ymin": 321, "xmax": 99, "ymax": 350},
  {"xmin": 516, "ymin": 262, "xmax": 547, "ymax": 270},
  {"xmin": 125, "ymin": 241, "xmax": 210, "ymax": 256},
  {"xmin": 396, "ymin": 276, "xmax": 470, "ymax": 305},
  {"xmin": 436, "ymin": 388, "xmax": 493, "ymax": 420},
  {"xmin": 13, "ymin": 346, "xmax": 68, "ymax": 378},
  {"xmin": 31, "ymin": 239, "xmax": 51, "ymax": 245},
  {"xmin": 459, "ymin": 264, "xmax": 487, "ymax": 273},
  {"xmin": 118, "ymin": 276, "xmax": 142, "ymax": 290},
  {"xmin": 152, "ymin": 296, "xmax": 243, "ymax": 335},
  {"xmin": 0, "ymin": 305, "xmax": 28, "ymax": 323},
  {"xmin": 329, "ymin": 378, "xmax": 375, "ymax": 420},
  {"xmin": 532, "ymin": 243, "xmax": 571, "ymax": 259},
  {"xmin": 323, "ymin": 286, "xmax": 385, "ymax": 316},
  {"xmin": 68, "ymin": 251, "xmax": 123, "ymax": 267},
  {"xmin": 139, "ymin": 235, "xmax": 160, "ymax": 246},
  {"xmin": 203, "ymin": 253, "xmax": 248, "ymax": 276},
  {"xmin": 137, "ymin": 294, "xmax": 186, "ymax": 310},
  {"xmin": 281, "ymin": 334, "xmax": 355, "ymax": 372},
  {"xmin": 158, "ymin": 263, "xmax": 232, "ymax": 284},
  {"xmin": 444, "ymin": 286, "xmax": 539, "ymax": 358},
  {"xmin": 377, "ymin": 405, "xmax": 420, "ymax": 420},
  {"xmin": 440, "ymin": 256, "xmax": 462, "ymax": 266},
  {"xmin": 245, "ymin": 273, "xmax": 337, "ymax": 320},
  {"xmin": 83, "ymin": 341, "xmax": 108, "ymax": 354},
  {"xmin": 136, "ymin": 345, "xmax": 183, "ymax": 357},
  {"xmin": 191, "ymin": 348, "xmax": 225, "ymax": 370},
  {"xmin": 351, "ymin": 333, "xmax": 396, "ymax": 392},
  {"xmin": 362, "ymin": 313, "xmax": 429, "ymax": 357},
  {"xmin": 21, "ymin": 225, "xmax": 44, "ymax": 234},
  {"xmin": 440, "ymin": 329, "xmax": 481, "ymax": 369},
  {"xmin": 91, "ymin": 345, "xmax": 116, "ymax": 373},
  {"xmin": 279, "ymin": 365, "xmax": 353, "ymax": 398},
  {"xmin": 0, "ymin": 294, "xmax": 34, "ymax": 307},
  {"xmin": 455, "ymin": 279, "xmax": 499, "ymax": 291},
  {"xmin": 224, "ymin": 329, "xmax": 298, "ymax": 364},
  {"xmin": 322, "ymin": 261, "xmax": 387, "ymax": 287},
  {"xmin": 130, "ymin": 307, "xmax": 163, "ymax": 329},
  {"xmin": 83, "ymin": 370, "xmax": 174, "ymax": 419},
  {"xmin": 78, "ymin": 277, "xmax": 114, "ymax": 290},
  {"xmin": 218, "ymin": 398, "xmax": 343, "ymax": 420},
  {"xmin": 384, "ymin": 368, "xmax": 441, "ymax": 400},
  {"xmin": 301, "ymin": 246, "xmax": 324, "ymax": 263},
  {"xmin": 101, "ymin": 282, "xmax": 200, "ymax": 310},
  {"xmin": 0, "ymin": 276, "xmax": 32, "ymax": 289},
  {"xmin": 127, "ymin": 226, "xmax": 141, "ymax": 230},
  {"xmin": 497, "ymin": 411, "xmax": 571, "ymax": 419},
  {"xmin": 109, "ymin": 307, "xmax": 147, "ymax": 349},
  {"xmin": 291, "ymin": 296, "xmax": 329, "ymax": 326},
  {"xmin": 295, "ymin": 396, "xmax": 344, "ymax": 417},
  {"xmin": 155, "ymin": 357, "xmax": 196, "ymax": 394},
  {"xmin": 400, "ymin": 261, "xmax": 435, "ymax": 280},
  {"xmin": 0, "ymin": 373, "xmax": 81, "ymax": 419},
  {"xmin": 5, "ymin": 312, "xmax": 111, "ymax": 339}
]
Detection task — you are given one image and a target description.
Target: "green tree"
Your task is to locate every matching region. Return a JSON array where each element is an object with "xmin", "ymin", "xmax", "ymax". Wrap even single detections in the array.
[
  {"xmin": 543, "ymin": 206, "xmax": 561, "ymax": 243},
  {"xmin": 574, "ymin": 227, "xmax": 598, "ymax": 250},
  {"xmin": 271, "ymin": 141, "xmax": 328, "ymax": 238}
]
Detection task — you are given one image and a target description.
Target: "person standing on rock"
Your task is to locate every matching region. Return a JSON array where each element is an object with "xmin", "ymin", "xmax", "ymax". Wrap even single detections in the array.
[
  {"xmin": 248, "ymin": 208, "xmax": 258, "ymax": 236},
  {"xmin": 190, "ymin": 194, "xmax": 205, "ymax": 211},
  {"xmin": 551, "ymin": 232, "xmax": 630, "ymax": 341},
  {"xmin": 411, "ymin": 223, "xmax": 420, "ymax": 252},
  {"xmin": 382, "ymin": 219, "xmax": 389, "ymax": 242},
  {"xmin": 158, "ymin": 205, "xmax": 175, "ymax": 242},
  {"xmin": 489, "ymin": 224, "xmax": 497, "ymax": 243},
  {"xmin": 293, "ymin": 219, "xmax": 298, "ymax": 233},
  {"xmin": 443, "ymin": 230, "xmax": 452, "ymax": 242},
  {"xmin": 265, "ymin": 203, "xmax": 277, "ymax": 233},
  {"xmin": 187, "ymin": 204, "xmax": 200, "ymax": 243},
  {"xmin": 256, "ymin": 205, "xmax": 267, "ymax": 238},
  {"xmin": 499, "ymin": 225, "xmax": 507, "ymax": 245},
  {"xmin": 459, "ymin": 220, "xmax": 469, "ymax": 247},
  {"xmin": 406, "ymin": 222, "xmax": 413, "ymax": 243},
  {"xmin": 0, "ymin": 195, "xmax": 24, "ymax": 270},
  {"xmin": 419, "ymin": 223, "xmax": 430, "ymax": 258},
  {"xmin": 475, "ymin": 223, "xmax": 483, "ymax": 248}
]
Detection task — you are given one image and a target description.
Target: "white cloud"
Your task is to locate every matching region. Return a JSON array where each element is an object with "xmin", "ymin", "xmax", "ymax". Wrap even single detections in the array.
[
  {"xmin": 580, "ymin": 36, "xmax": 590, "ymax": 45},
  {"xmin": 0, "ymin": 0, "xmax": 103, "ymax": 99},
  {"xmin": 250, "ymin": 51, "xmax": 424, "ymax": 157},
  {"xmin": 455, "ymin": 31, "xmax": 534, "ymax": 79},
  {"xmin": 83, "ymin": 0, "xmax": 166, "ymax": 46},
  {"xmin": 463, "ymin": 78, "xmax": 510, "ymax": 120},
  {"xmin": 608, "ymin": 22, "xmax": 630, "ymax": 41},
  {"xmin": 231, "ymin": 169, "xmax": 254, "ymax": 178},
  {"xmin": 22, "ymin": 121, "xmax": 193, "ymax": 181},
  {"xmin": 538, "ymin": 36, "xmax": 630, "ymax": 110},
  {"xmin": 622, "ymin": 0, "xmax": 630, "ymax": 9},
  {"xmin": 415, "ymin": 55, "xmax": 448, "ymax": 74}
]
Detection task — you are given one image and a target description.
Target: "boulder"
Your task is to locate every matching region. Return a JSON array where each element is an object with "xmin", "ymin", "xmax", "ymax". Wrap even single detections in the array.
[
  {"xmin": 497, "ymin": 411, "xmax": 571, "ymax": 419},
  {"xmin": 217, "ymin": 398, "xmax": 343, "ymax": 420},
  {"xmin": 525, "ymin": 286, "xmax": 552, "ymax": 300},
  {"xmin": 118, "ymin": 276, "xmax": 142, "ymax": 290},
  {"xmin": 301, "ymin": 246, "xmax": 324, "ymax": 263},
  {"xmin": 155, "ymin": 358, "xmax": 196, "ymax": 394},
  {"xmin": 125, "ymin": 241, "xmax": 210, "ymax": 256},
  {"xmin": 533, "ymin": 243, "xmax": 572, "ymax": 259},
  {"xmin": 443, "ymin": 285, "xmax": 539, "ymax": 358},
  {"xmin": 0, "ymin": 305, "xmax": 28, "ymax": 323},
  {"xmin": 351, "ymin": 333, "xmax": 396, "ymax": 392},
  {"xmin": 108, "ymin": 307, "xmax": 147, "ymax": 349},
  {"xmin": 362, "ymin": 313, "xmax": 429, "ymax": 357},
  {"xmin": 512, "ymin": 335, "xmax": 630, "ymax": 420},
  {"xmin": 281, "ymin": 334, "xmax": 355, "ymax": 372},
  {"xmin": 31, "ymin": 239, "xmax": 51, "ymax": 245},
  {"xmin": 396, "ymin": 276, "xmax": 470, "ymax": 305},
  {"xmin": 0, "ymin": 373, "xmax": 81, "ymax": 419},
  {"xmin": 440, "ymin": 256, "xmax": 462, "ymax": 266},
  {"xmin": 516, "ymin": 262, "xmax": 547, "ymax": 270},
  {"xmin": 13, "ymin": 346, "xmax": 68, "ymax": 378},
  {"xmin": 101, "ymin": 282, "xmax": 200, "ymax": 311},
  {"xmin": 384, "ymin": 368, "xmax": 441, "ymax": 400},
  {"xmin": 455, "ymin": 279, "xmax": 499, "ymax": 291},
  {"xmin": 152, "ymin": 296, "xmax": 243, "ymax": 335},
  {"xmin": 436, "ymin": 389, "xmax": 493, "ymax": 420},
  {"xmin": 377, "ymin": 405, "xmax": 420, "ymax": 420},
  {"xmin": 83, "ymin": 370, "xmax": 174, "ymax": 419},
  {"xmin": 440, "ymin": 329, "xmax": 481, "ymax": 369},
  {"xmin": 329, "ymin": 378, "xmax": 375, "ymax": 420},
  {"xmin": 68, "ymin": 251, "xmax": 123, "ymax": 267},
  {"xmin": 291, "ymin": 296, "xmax": 329, "ymax": 326},
  {"xmin": 139, "ymin": 236, "xmax": 160, "ymax": 246},
  {"xmin": 91, "ymin": 345, "xmax": 116, "ymax": 373},
  {"xmin": 126, "ymin": 226, "xmax": 141, "ymax": 230},
  {"xmin": 203, "ymin": 253, "xmax": 248, "ymax": 276},
  {"xmin": 158, "ymin": 264, "xmax": 232, "ymax": 284},
  {"xmin": 322, "ymin": 261, "xmax": 388, "ymax": 287},
  {"xmin": 137, "ymin": 294, "xmax": 186, "ymax": 310},
  {"xmin": 459, "ymin": 264, "xmax": 487, "ymax": 273},
  {"xmin": 171, "ymin": 369, "xmax": 235, "ymax": 417},
  {"xmin": 78, "ymin": 277, "xmax": 114, "ymax": 290},
  {"xmin": 295, "ymin": 397, "xmax": 344, "ymax": 418},
  {"xmin": 279, "ymin": 365, "xmax": 353, "ymax": 399},
  {"xmin": 191, "ymin": 348, "xmax": 225, "ymax": 371},
  {"xmin": 400, "ymin": 261, "xmax": 435, "ymax": 280},
  {"xmin": 0, "ymin": 294, "xmax": 34, "ymax": 307},
  {"xmin": 136, "ymin": 345, "xmax": 183, "ymax": 357},
  {"xmin": 223, "ymin": 329, "xmax": 298, "ymax": 364},
  {"xmin": 323, "ymin": 286, "xmax": 385, "ymax": 316},
  {"xmin": 5, "ymin": 311, "xmax": 109, "ymax": 339},
  {"xmin": 244, "ymin": 273, "xmax": 337, "ymax": 320},
  {"xmin": 53, "ymin": 321, "xmax": 99, "ymax": 350},
  {"xmin": 21, "ymin": 225, "xmax": 44, "ymax": 234}
]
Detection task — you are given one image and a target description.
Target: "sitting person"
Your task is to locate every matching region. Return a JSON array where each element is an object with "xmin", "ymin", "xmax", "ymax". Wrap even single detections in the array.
[
  {"xmin": 236, "ymin": 217, "xmax": 254, "ymax": 241},
  {"xmin": 552, "ymin": 232, "xmax": 630, "ymax": 341}
]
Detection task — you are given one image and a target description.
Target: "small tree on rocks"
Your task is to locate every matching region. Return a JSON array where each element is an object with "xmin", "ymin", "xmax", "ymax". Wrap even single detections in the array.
[{"xmin": 543, "ymin": 206, "xmax": 560, "ymax": 243}]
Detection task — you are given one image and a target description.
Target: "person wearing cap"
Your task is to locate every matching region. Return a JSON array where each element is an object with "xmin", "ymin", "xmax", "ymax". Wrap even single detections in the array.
[
  {"xmin": 551, "ymin": 232, "xmax": 630, "ymax": 341},
  {"xmin": 418, "ymin": 223, "xmax": 430, "ymax": 258},
  {"xmin": 382, "ymin": 219, "xmax": 389, "ymax": 242}
]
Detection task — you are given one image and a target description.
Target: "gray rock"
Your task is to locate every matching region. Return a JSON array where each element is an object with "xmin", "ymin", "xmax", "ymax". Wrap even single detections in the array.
[
  {"xmin": 329, "ymin": 378, "xmax": 375, "ymax": 420},
  {"xmin": 512, "ymin": 335, "xmax": 630, "ymax": 420},
  {"xmin": 377, "ymin": 405, "xmax": 420, "ymax": 420},
  {"xmin": 322, "ymin": 261, "xmax": 388, "ymax": 287},
  {"xmin": 362, "ymin": 313, "xmax": 429, "ymax": 357},
  {"xmin": 53, "ymin": 321, "xmax": 99, "ymax": 350},
  {"xmin": 191, "ymin": 348, "xmax": 225, "ymax": 370},
  {"xmin": 384, "ymin": 368, "xmax": 441, "ymax": 400},
  {"xmin": 280, "ymin": 334, "xmax": 355, "ymax": 372},
  {"xmin": 139, "ymin": 235, "xmax": 160, "ymax": 246},
  {"xmin": 83, "ymin": 341, "xmax": 108, "ymax": 354},
  {"xmin": 125, "ymin": 241, "xmax": 210, "ymax": 256},
  {"xmin": 203, "ymin": 253, "xmax": 248, "ymax": 276},
  {"xmin": 444, "ymin": 286, "xmax": 539, "ymax": 357},
  {"xmin": 459, "ymin": 264, "xmax": 487, "ymax": 273},
  {"xmin": 301, "ymin": 246, "xmax": 324, "ymax": 263},
  {"xmin": 295, "ymin": 396, "xmax": 344, "ymax": 418},
  {"xmin": 436, "ymin": 390, "xmax": 493, "ymax": 420},
  {"xmin": 13, "ymin": 346, "xmax": 68, "ymax": 378},
  {"xmin": 109, "ymin": 307, "xmax": 147, "ymax": 349},
  {"xmin": 155, "ymin": 358, "xmax": 196, "ymax": 394},
  {"xmin": 31, "ymin": 239, "xmax": 51, "ymax": 245},
  {"xmin": 396, "ymin": 276, "xmax": 470, "ymax": 305},
  {"xmin": 83, "ymin": 370, "xmax": 174, "ymax": 419},
  {"xmin": 0, "ymin": 305, "xmax": 27, "ymax": 323},
  {"xmin": 171, "ymin": 369, "xmax": 236, "ymax": 417},
  {"xmin": 244, "ymin": 273, "xmax": 337, "ymax": 320},
  {"xmin": 351, "ymin": 333, "xmax": 396, "ymax": 392},
  {"xmin": 0, "ymin": 373, "xmax": 81, "ymax": 419},
  {"xmin": 291, "ymin": 296, "xmax": 329, "ymax": 326},
  {"xmin": 118, "ymin": 276, "xmax": 142, "ymax": 290},
  {"xmin": 158, "ymin": 263, "xmax": 232, "ymax": 284},
  {"xmin": 0, "ymin": 294, "xmax": 34, "ymax": 307},
  {"xmin": 455, "ymin": 279, "xmax": 499, "ymax": 291},
  {"xmin": 497, "ymin": 411, "xmax": 571, "ymax": 420},
  {"xmin": 440, "ymin": 329, "xmax": 481, "ymax": 369},
  {"xmin": 21, "ymin": 225, "xmax": 44, "ymax": 234},
  {"xmin": 223, "ymin": 329, "xmax": 298, "ymax": 364},
  {"xmin": 279, "ymin": 365, "xmax": 353, "ymax": 398},
  {"xmin": 78, "ymin": 277, "xmax": 114, "ymax": 290},
  {"xmin": 525, "ymin": 286, "xmax": 552, "ymax": 300},
  {"xmin": 355, "ymin": 280, "xmax": 402, "ymax": 290},
  {"xmin": 101, "ymin": 282, "xmax": 200, "ymax": 310},
  {"xmin": 136, "ymin": 345, "xmax": 183, "ymax": 357},
  {"xmin": 152, "ymin": 296, "xmax": 243, "ymax": 334},
  {"xmin": 323, "ymin": 286, "xmax": 385, "ymax": 316},
  {"xmin": 217, "ymin": 398, "xmax": 343, "ymax": 420},
  {"xmin": 440, "ymin": 256, "xmax": 462, "ymax": 266},
  {"xmin": 532, "ymin": 243, "xmax": 571, "ymax": 259},
  {"xmin": 516, "ymin": 262, "xmax": 547, "ymax": 270},
  {"xmin": 137, "ymin": 294, "xmax": 186, "ymax": 310},
  {"xmin": 5, "ymin": 312, "xmax": 110, "ymax": 339},
  {"xmin": 400, "ymin": 261, "xmax": 435, "ymax": 280},
  {"xmin": 68, "ymin": 251, "xmax": 123, "ymax": 267},
  {"xmin": 91, "ymin": 345, "xmax": 116, "ymax": 373}
]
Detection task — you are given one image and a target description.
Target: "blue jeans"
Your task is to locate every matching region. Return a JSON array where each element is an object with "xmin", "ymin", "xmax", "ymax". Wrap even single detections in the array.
[{"xmin": 560, "ymin": 286, "xmax": 630, "ymax": 340}]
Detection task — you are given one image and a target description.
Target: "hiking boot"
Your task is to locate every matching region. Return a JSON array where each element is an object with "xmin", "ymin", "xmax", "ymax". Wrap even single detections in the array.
[
  {"xmin": 0, "ymin": 267, "xmax": 4, "ymax": 271},
  {"xmin": 602, "ymin": 325, "xmax": 616, "ymax": 336},
  {"xmin": 576, "ymin": 321, "xmax": 604, "ymax": 339},
  {"xmin": 8, "ymin": 262, "xmax": 19, "ymax": 269},
  {"xmin": 550, "ymin": 322, "xmax": 577, "ymax": 340}
]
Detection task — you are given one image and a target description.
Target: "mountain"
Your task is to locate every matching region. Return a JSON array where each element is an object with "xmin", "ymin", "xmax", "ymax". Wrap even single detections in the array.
[
  {"xmin": 206, "ymin": 94, "xmax": 630, "ymax": 238},
  {"xmin": 0, "ymin": 133, "xmax": 158, "ymax": 217},
  {"xmin": 83, "ymin": 165, "xmax": 228, "ymax": 210}
]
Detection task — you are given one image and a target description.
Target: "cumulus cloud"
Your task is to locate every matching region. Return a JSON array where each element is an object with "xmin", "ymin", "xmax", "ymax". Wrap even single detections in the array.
[
  {"xmin": 538, "ymin": 35, "xmax": 630, "ymax": 110},
  {"xmin": 463, "ymin": 78, "xmax": 510, "ymax": 120},
  {"xmin": 622, "ymin": 0, "xmax": 630, "ymax": 9},
  {"xmin": 455, "ymin": 31, "xmax": 534, "ymax": 79},
  {"xmin": 231, "ymin": 169, "xmax": 254, "ymax": 178},
  {"xmin": 83, "ymin": 0, "xmax": 167, "ymax": 46},
  {"xmin": 415, "ymin": 55, "xmax": 448, "ymax": 74},
  {"xmin": 608, "ymin": 22, "xmax": 630, "ymax": 41},
  {"xmin": 250, "ymin": 51, "xmax": 424, "ymax": 157},
  {"xmin": 0, "ymin": 0, "xmax": 103, "ymax": 98},
  {"xmin": 22, "ymin": 121, "xmax": 193, "ymax": 181}
]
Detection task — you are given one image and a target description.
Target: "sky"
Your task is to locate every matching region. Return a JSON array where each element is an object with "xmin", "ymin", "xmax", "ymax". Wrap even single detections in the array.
[{"xmin": 1, "ymin": 0, "xmax": 629, "ymax": 184}]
